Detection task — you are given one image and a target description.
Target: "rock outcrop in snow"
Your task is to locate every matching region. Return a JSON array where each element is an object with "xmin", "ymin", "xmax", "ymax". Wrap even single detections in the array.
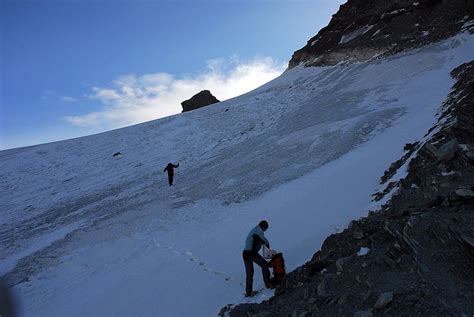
[
  {"xmin": 289, "ymin": 0, "xmax": 474, "ymax": 68},
  {"xmin": 181, "ymin": 90, "xmax": 220, "ymax": 112}
]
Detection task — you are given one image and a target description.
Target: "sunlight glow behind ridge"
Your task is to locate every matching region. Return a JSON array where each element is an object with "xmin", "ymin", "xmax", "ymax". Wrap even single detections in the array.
[{"xmin": 66, "ymin": 57, "xmax": 286, "ymax": 129}]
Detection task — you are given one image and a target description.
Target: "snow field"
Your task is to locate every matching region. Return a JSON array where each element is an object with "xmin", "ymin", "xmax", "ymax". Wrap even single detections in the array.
[{"xmin": 1, "ymin": 34, "xmax": 473, "ymax": 316}]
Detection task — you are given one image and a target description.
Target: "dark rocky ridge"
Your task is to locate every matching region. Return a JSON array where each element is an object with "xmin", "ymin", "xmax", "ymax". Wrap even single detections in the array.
[
  {"xmin": 222, "ymin": 60, "xmax": 474, "ymax": 316},
  {"xmin": 181, "ymin": 90, "xmax": 220, "ymax": 112},
  {"xmin": 289, "ymin": 0, "xmax": 473, "ymax": 68}
]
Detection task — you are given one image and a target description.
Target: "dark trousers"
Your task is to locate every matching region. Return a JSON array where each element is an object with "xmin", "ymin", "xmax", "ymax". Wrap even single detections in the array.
[
  {"xmin": 242, "ymin": 250, "xmax": 271, "ymax": 295},
  {"xmin": 167, "ymin": 172, "xmax": 174, "ymax": 186}
]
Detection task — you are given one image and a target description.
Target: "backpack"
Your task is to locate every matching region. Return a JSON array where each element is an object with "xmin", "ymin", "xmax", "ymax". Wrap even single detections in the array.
[{"xmin": 269, "ymin": 253, "xmax": 286, "ymax": 285}]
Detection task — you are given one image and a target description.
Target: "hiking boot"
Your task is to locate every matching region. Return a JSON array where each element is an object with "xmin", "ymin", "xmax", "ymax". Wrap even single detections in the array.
[{"xmin": 245, "ymin": 291, "xmax": 258, "ymax": 297}]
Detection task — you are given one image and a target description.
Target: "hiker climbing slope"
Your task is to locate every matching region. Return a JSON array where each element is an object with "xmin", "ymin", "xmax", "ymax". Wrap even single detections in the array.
[
  {"xmin": 242, "ymin": 220, "xmax": 272, "ymax": 297},
  {"xmin": 164, "ymin": 162, "xmax": 179, "ymax": 186}
]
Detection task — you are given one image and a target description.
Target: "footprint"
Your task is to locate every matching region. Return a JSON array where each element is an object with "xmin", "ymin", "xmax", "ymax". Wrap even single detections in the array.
[{"xmin": 154, "ymin": 243, "xmax": 243, "ymax": 286}]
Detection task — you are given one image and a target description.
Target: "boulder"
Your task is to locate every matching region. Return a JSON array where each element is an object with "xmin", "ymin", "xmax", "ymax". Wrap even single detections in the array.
[
  {"xmin": 436, "ymin": 139, "xmax": 458, "ymax": 162},
  {"xmin": 374, "ymin": 292, "xmax": 393, "ymax": 309},
  {"xmin": 454, "ymin": 188, "xmax": 474, "ymax": 198},
  {"xmin": 465, "ymin": 150, "xmax": 474, "ymax": 161}
]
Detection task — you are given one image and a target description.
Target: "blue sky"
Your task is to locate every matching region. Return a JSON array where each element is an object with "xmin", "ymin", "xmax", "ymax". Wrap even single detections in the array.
[{"xmin": 1, "ymin": 0, "xmax": 345, "ymax": 150}]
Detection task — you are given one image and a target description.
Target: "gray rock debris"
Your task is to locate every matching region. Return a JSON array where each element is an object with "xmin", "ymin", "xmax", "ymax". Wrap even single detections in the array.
[
  {"xmin": 454, "ymin": 188, "xmax": 474, "ymax": 198},
  {"xmin": 354, "ymin": 310, "xmax": 373, "ymax": 317},
  {"xmin": 374, "ymin": 292, "xmax": 393, "ymax": 309}
]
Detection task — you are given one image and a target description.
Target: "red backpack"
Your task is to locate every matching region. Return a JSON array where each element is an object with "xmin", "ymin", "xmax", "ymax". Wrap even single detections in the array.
[{"xmin": 269, "ymin": 253, "xmax": 286, "ymax": 284}]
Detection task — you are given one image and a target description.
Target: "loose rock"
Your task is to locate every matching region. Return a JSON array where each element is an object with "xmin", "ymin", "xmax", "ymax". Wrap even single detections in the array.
[
  {"xmin": 354, "ymin": 310, "xmax": 373, "ymax": 317},
  {"xmin": 374, "ymin": 292, "xmax": 393, "ymax": 309}
]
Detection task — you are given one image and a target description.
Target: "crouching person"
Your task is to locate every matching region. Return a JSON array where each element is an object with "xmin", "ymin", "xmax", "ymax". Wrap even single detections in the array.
[{"xmin": 242, "ymin": 220, "xmax": 272, "ymax": 297}]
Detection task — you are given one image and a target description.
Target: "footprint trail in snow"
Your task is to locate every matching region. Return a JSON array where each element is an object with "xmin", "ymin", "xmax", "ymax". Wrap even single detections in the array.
[{"xmin": 153, "ymin": 239, "xmax": 244, "ymax": 287}]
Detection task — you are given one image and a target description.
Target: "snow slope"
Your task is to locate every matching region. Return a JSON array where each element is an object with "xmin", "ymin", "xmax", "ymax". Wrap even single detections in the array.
[{"xmin": 1, "ymin": 34, "xmax": 473, "ymax": 316}]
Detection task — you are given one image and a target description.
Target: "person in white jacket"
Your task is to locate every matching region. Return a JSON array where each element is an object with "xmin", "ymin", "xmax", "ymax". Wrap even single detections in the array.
[{"xmin": 242, "ymin": 220, "xmax": 272, "ymax": 297}]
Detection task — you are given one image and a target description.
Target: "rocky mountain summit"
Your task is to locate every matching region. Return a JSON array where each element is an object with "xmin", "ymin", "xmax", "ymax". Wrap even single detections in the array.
[
  {"xmin": 181, "ymin": 90, "xmax": 220, "ymax": 112},
  {"xmin": 222, "ymin": 58, "xmax": 474, "ymax": 317},
  {"xmin": 289, "ymin": 0, "xmax": 473, "ymax": 68}
]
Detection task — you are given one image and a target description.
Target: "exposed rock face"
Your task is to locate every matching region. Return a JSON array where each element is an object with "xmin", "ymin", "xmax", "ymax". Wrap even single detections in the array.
[
  {"xmin": 222, "ymin": 61, "xmax": 474, "ymax": 316},
  {"xmin": 181, "ymin": 90, "xmax": 220, "ymax": 112},
  {"xmin": 289, "ymin": 0, "xmax": 473, "ymax": 68}
]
